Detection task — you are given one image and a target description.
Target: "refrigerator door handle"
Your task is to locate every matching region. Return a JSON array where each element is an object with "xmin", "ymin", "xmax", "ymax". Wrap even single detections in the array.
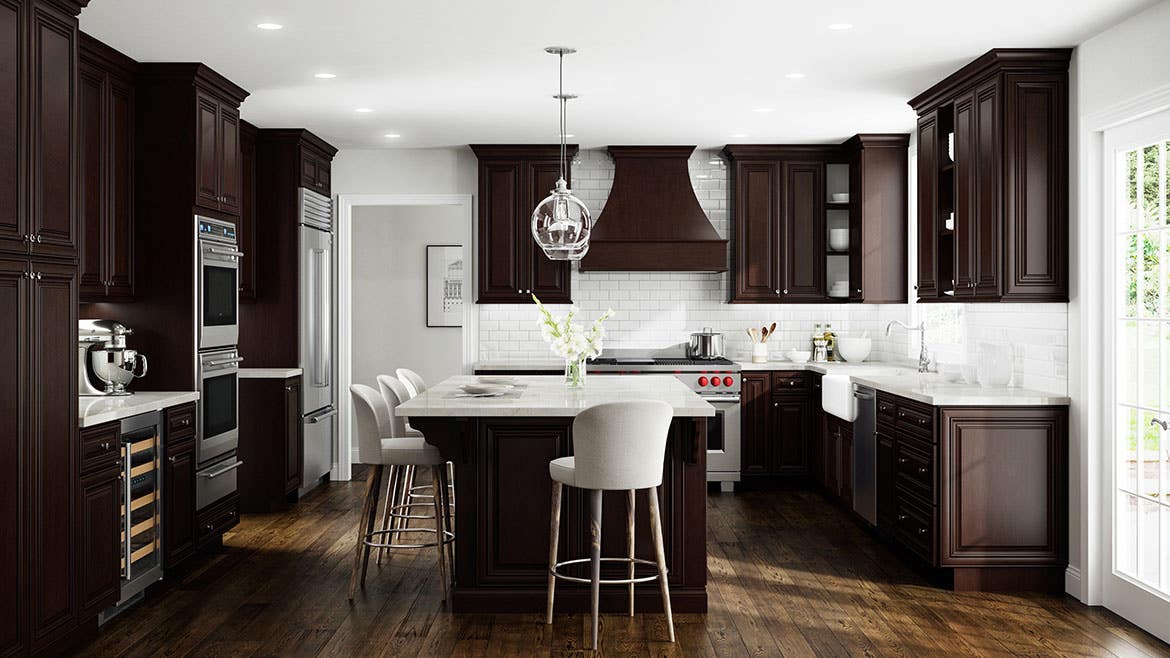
[
  {"xmin": 309, "ymin": 247, "xmax": 331, "ymax": 389},
  {"xmin": 305, "ymin": 407, "xmax": 338, "ymax": 424}
]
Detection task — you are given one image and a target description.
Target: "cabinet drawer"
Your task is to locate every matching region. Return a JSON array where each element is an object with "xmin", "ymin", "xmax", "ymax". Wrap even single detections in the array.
[
  {"xmin": 896, "ymin": 404, "xmax": 934, "ymax": 438},
  {"xmin": 877, "ymin": 394, "xmax": 897, "ymax": 424},
  {"xmin": 894, "ymin": 439, "xmax": 934, "ymax": 501},
  {"xmin": 894, "ymin": 490, "xmax": 935, "ymax": 564},
  {"xmin": 80, "ymin": 421, "xmax": 121, "ymax": 474},
  {"xmin": 166, "ymin": 402, "xmax": 196, "ymax": 436},
  {"xmin": 196, "ymin": 493, "xmax": 239, "ymax": 543},
  {"xmin": 772, "ymin": 371, "xmax": 810, "ymax": 394}
]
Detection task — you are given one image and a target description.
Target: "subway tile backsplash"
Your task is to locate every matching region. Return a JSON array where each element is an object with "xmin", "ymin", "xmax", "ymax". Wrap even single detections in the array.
[{"xmin": 478, "ymin": 148, "xmax": 1068, "ymax": 395}]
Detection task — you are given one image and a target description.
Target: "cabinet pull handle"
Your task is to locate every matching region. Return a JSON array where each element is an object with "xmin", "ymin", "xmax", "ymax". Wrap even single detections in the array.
[
  {"xmin": 34, "ymin": 272, "xmax": 41, "ymax": 280},
  {"xmin": 168, "ymin": 456, "xmax": 177, "ymax": 464},
  {"xmin": 917, "ymin": 527, "xmax": 927, "ymax": 536},
  {"xmin": 897, "ymin": 514, "xmax": 907, "ymax": 521},
  {"xmin": 898, "ymin": 457, "xmax": 908, "ymax": 464},
  {"xmin": 783, "ymin": 288, "xmax": 788, "ymax": 294},
  {"xmin": 917, "ymin": 467, "xmax": 928, "ymax": 475}
]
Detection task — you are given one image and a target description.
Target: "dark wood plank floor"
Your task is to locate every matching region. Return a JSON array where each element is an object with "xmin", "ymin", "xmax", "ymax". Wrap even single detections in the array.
[{"xmin": 78, "ymin": 477, "xmax": 1170, "ymax": 657}]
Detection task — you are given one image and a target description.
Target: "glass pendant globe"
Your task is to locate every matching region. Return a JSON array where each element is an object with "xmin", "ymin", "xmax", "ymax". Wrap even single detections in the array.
[{"xmin": 531, "ymin": 177, "xmax": 591, "ymax": 260}]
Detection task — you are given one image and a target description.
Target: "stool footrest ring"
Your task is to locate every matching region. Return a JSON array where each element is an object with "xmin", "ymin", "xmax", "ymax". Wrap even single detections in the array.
[
  {"xmin": 550, "ymin": 556, "xmax": 663, "ymax": 586},
  {"xmin": 363, "ymin": 526, "xmax": 454, "ymax": 551}
]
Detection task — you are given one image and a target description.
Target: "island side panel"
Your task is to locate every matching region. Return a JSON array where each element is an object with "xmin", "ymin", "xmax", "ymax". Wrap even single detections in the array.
[{"xmin": 410, "ymin": 415, "xmax": 708, "ymax": 613}]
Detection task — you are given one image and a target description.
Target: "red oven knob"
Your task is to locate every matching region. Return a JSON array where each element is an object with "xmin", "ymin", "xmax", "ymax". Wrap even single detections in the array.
[
  {"xmin": 710, "ymin": 378, "xmax": 721, "ymax": 387},
  {"xmin": 722, "ymin": 376, "xmax": 734, "ymax": 387},
  {"xmin": 697, "ymin": 376, "xmax": 709, "ymax": 386}
]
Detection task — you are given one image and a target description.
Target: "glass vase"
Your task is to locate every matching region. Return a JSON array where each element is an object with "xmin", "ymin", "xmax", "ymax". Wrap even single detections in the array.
[{"xmin": 564, "ymin": 356, "xmax": 587, "ymax": 388}]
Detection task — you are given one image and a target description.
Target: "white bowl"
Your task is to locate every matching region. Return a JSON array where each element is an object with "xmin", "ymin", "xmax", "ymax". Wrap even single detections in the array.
[
  {"xmin": 786, "ymin": 350, "xmax": 812, "ymax": 363},
  {"xmin": 460, "ymin": 383, "xmax": 512, "ymax": 396},
  {"xmin": 835, "ymin": 337, "xmax": 872, "ymax": 363},
  {"xmin": 477, "ymin": 376, "xmax": 516, "ymax": 385},
  {"xmin": 831, "ymin": 193, "xmax": 849, "ymax": 203},
  {"xmin": 828, "ymin": 228, "xmax": 850, "ymax": 251}
]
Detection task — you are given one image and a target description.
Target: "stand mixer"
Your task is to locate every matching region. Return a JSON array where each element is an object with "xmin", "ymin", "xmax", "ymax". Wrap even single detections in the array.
[{"xmin": 78, "ymin": 319, "xmax": 148, "ymax": 396}]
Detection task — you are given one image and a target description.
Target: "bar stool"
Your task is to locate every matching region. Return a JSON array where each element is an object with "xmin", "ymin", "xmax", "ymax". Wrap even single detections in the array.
[
  {"xmin": 347, "ymin": 384, "xmax": 453, "ymax": 603},
  {"xmin": 546, "ymin": 400, "xmax": 676, "ymax": 650},
  {"xmin": 374, "ymin": 375, "xmax": 455, "ymax": 567},
  {"xmin": 394, "ymin": 369, "xmax": 455, "ymax": 510}
]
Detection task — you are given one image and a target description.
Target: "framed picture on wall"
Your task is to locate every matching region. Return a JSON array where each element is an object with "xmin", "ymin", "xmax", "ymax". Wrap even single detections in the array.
[{"xmin": 426, "ymin": 245, "xmax": 464, "ymax": 327}]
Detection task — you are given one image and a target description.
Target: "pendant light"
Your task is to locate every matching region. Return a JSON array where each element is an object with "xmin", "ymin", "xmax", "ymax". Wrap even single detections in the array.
[{"xmin": 531, "ymin": 46, "xmax": 591, "ymax": 261}]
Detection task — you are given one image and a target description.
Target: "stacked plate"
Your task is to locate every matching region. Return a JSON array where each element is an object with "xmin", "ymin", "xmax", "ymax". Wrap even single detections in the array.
[
  {"xmin": 459, "ymin": 376, "xmax": 517, "ymax": 397},
  {"xmin": 828, "ymin": 280, "xmax": 849, "ymax": 298}
]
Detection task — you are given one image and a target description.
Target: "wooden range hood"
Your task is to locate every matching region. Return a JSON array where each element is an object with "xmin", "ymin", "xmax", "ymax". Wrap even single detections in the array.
[{"xmin": 579, "ymin": 146, "xmax": 728, "ymax": 272}]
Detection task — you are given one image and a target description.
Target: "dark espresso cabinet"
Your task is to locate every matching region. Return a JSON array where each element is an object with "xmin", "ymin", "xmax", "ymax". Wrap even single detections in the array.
[
  {"xmin": 194, "ymin": 89, "xmax": 241, "ymax": 215},
  {"xmin": 874, "ymin": 391, "xmax": 1068, "ymax": 591},
  {"xmin": 78, "ymin": 33, "xmax": 135, "ymax": 302},
  {"xmin": 77, "ymin": 422, "xmax": 120, "ymax": 619},
  {"xmin": 821, "ymin": 414, "xmax": 854, "ymax": 506},
  {"xmin": 471, "ymin": 145, "xmax": 575, "ymax": 304},
  {"xmin": 910, "ymin": 49, "xmax": 1069, "ymax": 303},
  {"xmin": 238, "ymin": 375, "xmax": 304, "ymax": 512},
  {"xmin": 163, "ymin": 403, "xmax": 198, "ymax": 569},
  {"xmin": 237, "ymin": 120, "xmax": 257, "ymax": 300},
  {"xmin": 725, "ymin": 137, "xmax": 908, "ymax": 304},
  {"xmin": 740, "ymin": 370, "xmax": 815, "ymax": 488}
]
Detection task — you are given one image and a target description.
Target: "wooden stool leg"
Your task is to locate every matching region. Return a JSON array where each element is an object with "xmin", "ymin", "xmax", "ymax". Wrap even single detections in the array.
[
  {"xmin": 542, "ymin": 480, "xmax": 561, "ymax": 622},
  {"xmin": 430, "ymin": 467, "xmax": 449, "ymax": 603},
  {"xmin": 349, "ymin": 464, "xmax": 383, "ymax": 602},
  {"xmin": 376, "ymin": 465, "xmax": 400, "ymax": 565},
  {"xmin": 359, "ymin": 465, "xmax": 384, "ymax": 589},
  {"xmin": 647, "ymin": 485, "xmax": 674, "ymax": 642},
  {"xmin": 588, "ymin": 489, "xmax": 603, "ymax": 650},
  {"xmin": 626, "ymin": 488, "xmax": 636, "ymax": 616}
]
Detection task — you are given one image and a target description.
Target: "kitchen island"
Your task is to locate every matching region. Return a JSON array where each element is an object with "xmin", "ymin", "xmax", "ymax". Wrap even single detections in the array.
[{"xmin": 397, "ymin": 375, "xmax": 714, "ymax": 613}]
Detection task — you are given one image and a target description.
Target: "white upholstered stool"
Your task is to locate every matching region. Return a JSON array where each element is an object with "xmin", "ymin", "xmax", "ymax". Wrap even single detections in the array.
[
  {"xmin": 546, "ymin": 400, "xmax": 676, "ymax": 649},
  {"xmin": 347, "ymin": 384, "xmax": 453, "ymax": 603}
]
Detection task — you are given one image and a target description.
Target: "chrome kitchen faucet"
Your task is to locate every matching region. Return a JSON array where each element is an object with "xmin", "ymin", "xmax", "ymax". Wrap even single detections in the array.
[{"xmin": 886, "ymin": 320, "xmax": 934, "ymax": 373}]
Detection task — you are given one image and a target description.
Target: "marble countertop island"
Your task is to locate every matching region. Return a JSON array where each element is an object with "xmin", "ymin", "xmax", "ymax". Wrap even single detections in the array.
[{"xmin": 397, "ymin": 374, "xmax": 715, "ymax": 417}]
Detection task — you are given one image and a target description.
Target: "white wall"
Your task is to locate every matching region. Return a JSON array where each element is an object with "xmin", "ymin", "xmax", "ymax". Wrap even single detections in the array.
[
  {"xmin": 350, "ymin": 205, "xmax": 466, "ymax": 391},
  {"xmin": 1076, "ymin": 0, "xmax": 1170, "ymax": 119},
  {"xmin": 332, "ymin": 147, "xmax": 477, "ymax": 196}
]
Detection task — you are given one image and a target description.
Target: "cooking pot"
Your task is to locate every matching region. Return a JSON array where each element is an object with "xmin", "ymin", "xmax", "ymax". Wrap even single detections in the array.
[{"xmin": 686, "ymin": 327, "xmax": 725, "ymax": 360}]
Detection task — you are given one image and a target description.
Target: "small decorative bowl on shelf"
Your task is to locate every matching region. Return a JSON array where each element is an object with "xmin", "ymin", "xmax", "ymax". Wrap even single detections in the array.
[{"xmin": 830, "ymin": 192, "xmax": 850, "ymax": 203}]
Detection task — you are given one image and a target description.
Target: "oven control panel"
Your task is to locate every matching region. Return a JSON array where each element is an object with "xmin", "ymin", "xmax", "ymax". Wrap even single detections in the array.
[{"xmin": 674, "ymin": 371, "xmax": 740, "ymax": 396}]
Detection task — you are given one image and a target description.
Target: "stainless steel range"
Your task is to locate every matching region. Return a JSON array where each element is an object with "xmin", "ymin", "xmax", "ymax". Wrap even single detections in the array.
[{"xmin": 587, "ymin": 350, "xmax": 741, "ymax": 490}]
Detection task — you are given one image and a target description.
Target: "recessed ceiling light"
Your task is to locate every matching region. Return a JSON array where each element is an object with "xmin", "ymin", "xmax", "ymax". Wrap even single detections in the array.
[
  {"xmin": 828, "ymin": 23, "xmax": 854, "ymax": 30},
  {"xmin": 314, "ymin": 72, "xmax": 336, "ymax": 79},
  {"xmin": 752, "ymin": 107, "xmax": 774, "ymax": 113},
  {"xmin": 731, "ymin": 133, "xmax": 748, "ymax": 139},
  {"xmin": 383, "ymin": 133, "xmax": 401, "ymax": 139},
  {"xmin": 256, "ymin": 22, "xmax": 283, "ymax": 30},
  {"xmin": 784, "ymin": 72, "xmax": 806, "ymax": 79},
  {"xmin": 354, "ymin": 107, "xmax": 374, "ymax": 113},
  {"xmin": 560, "ymin": 133, "xmax": 575, "ymax": 138}
]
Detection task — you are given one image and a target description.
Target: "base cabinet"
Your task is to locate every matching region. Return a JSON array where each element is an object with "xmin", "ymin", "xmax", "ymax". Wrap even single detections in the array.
[
  {"xmin": 238, "ymin": 375, "xmax": 303, "ymax": 512},
  {"xmin": 740, "ymin": 371, "xmax": 815, "ymax": 488},
  {"xmin": 821, "ymin": 415, "xmax": 854, "ymax": 506},
  {"xmin": 874, "ymin": 392, "xmax": 1067, "ymax": 591},
  {"xmin": 77, "ymin": 422, "xmax": 122, "ymax": 619},
  {"xmin": 162, "ymin": 404, "xmax": 197, "ymax": 570}
]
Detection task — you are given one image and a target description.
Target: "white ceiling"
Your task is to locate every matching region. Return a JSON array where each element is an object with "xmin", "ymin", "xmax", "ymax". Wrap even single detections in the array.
[{"xmin": 80, "ymin": 0, "xmax": 1153, "ymax": 150}]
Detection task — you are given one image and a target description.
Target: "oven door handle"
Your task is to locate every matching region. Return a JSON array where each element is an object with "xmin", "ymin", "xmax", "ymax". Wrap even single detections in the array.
[
  {"xmin": 199, "ymin": 460, "xmax": 244, "ymax": 479},
  {"xmin": 206, "ymin": 357, "xmax": 245, "ymax": 367},
  {"xmin": 206, "ymin": 247, "xmax": 245, "ymax": 259}
]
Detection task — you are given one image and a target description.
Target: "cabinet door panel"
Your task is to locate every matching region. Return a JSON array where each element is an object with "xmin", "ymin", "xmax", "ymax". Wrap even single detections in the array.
[
  {"xmin": 106, "ymin": 77, "xmax": 133, "ymax": 296},
  {"xmin": 772, "ymin": 398, "xmax": 811, "ymax": 476},
  {"xmin": 300, "ymin": 152, "xmax": 317, "ymax": 189},
  {"xmin": 29, "ymin": 4, "xmax": 75, "ymax": 257},
  {"xmin": 217, "ymin": 104, "xmax": 240, "ymax": 215},
  {"xmin": 238, "ymin": 122, "xmax": 256, "ymax": 300},
  {"xmin": 876, "ymin": 428, "xmax": 896, "ymax": 529},
  {"xmin": 163, "ymin": 440, "xmax": 196, "ymax": 568},
  {"xmin": 973, "ymin": 80, "xmax": 1001, "ymax": 298},
  {"xmin": 1004, "ymin": 74, "xmax": 1067, "ymax": 301},
  {"xmin": 0, "ymin": 0, "xmax": 23, "ymax": 254},
  {"xmin": 477, "ymin": 420, "xmax": 571, "ymax": 584},
  {"xmin": 0, "ymin": 259, "xmax": 24, "ymax": 654},
  {"xmin": 915, "ymin": 113, "xmax": 940, "ymax": 299},
  {"xmin": 781, "ymin": 162, "xmax": 825, "ymax": 300},
  {"xmin": 314, "ymin": 158, "xmax": 330, "ymax": 193},
  {"xmin": 477, "ymin": 162, "xmax": 523, "ymax": 303},
  {"xmin": 77, "ymin": 63, "xmax": 104, "ymax": 296},
  {"xmin": 194, "ymin": 93, "xmax": 220, "ymax": 210},
  {"xmin": 739, "ymin": 373, "xmax": 771, "ymax": 473},
  {"xmin": 284, "ymin": 378, "xmax": 302, "ymax": 492},
  {"xmin": 28, "ymin": 261, "xmax": 77, "ymax": 644},
  {"xmin": 79, "ymin": 467, "xmax": 120, "ymax": 615},
  {"xmin": 733, "ymin": 162, "xmax": 780, "ymax": 301},
  {"xmin": 525, "ymin": 160, "xmax": 571, "ymax": 303},
  {"xmin": 953, "ymin": 93, "xmax": 976, "ymax": 297}
]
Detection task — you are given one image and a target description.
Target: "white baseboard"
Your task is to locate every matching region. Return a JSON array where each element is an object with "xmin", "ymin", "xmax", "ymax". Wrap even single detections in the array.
[{"xmin": 1065, "ymin": 565, "xmax": 1084, "ymax": 601}]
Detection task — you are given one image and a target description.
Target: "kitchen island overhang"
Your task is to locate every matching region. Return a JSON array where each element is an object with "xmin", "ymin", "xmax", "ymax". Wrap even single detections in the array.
[{"xmin": 398, "ymin": 375, "xmax": 714, "ymax": 614}]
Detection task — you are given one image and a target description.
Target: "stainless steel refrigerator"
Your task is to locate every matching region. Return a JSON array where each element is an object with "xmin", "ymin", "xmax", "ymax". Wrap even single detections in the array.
[{"xmin": 298, "ymin": 188, "xmax": 336, "ymax": 493}]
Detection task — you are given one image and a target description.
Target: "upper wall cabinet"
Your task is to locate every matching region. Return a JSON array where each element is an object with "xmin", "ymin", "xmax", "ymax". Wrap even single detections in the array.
[
  {"xmin": 0, "ymin": 0, "xmax": 84, "ymax": 261},
  {"xmin": 471, "ymin": 145, "xmax": 575, "ymax": 304},
  {"xmin": 724, "ymin": 137, "xmax": 908, "ymax": 304},
  {"xmin": 909, "ymin": 49, "xmax": 1070, "ymax": 303},
  {"xmin": 136, "ymin": 63, "xmax": 248, "ymax": 221},
  {"xmin": 78, "ymin": 32, "xmax": 135, "ymax": 302}
]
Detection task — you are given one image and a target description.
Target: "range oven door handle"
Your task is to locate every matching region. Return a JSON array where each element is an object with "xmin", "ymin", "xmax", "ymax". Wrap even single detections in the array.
[
  {"xmin": 206, "ymin": 357, "xmax": 245, "ymax": 367},
  {"xmin": 206, "ymin": 247, "xmax": 245, "ymax": 258},
  {"xmin": 199, "ymin": 460, "xmax": 244, "ymax": 479}
]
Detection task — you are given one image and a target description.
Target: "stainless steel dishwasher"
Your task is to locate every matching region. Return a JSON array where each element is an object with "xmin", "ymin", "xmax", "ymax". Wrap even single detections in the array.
[{"xmin": 852, "ymin": 384, "xmax": 877, "ymax": 525}]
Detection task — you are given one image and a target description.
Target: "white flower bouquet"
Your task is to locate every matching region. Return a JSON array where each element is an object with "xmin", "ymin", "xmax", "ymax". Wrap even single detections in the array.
[{"xmin": 532, "ymin": 294, "xmax": 614, "ymax": 387}]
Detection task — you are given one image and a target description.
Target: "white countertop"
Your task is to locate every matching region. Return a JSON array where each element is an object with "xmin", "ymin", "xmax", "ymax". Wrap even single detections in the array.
[
  {"xmin": 736, "ymin": 359, "xmax": 1070, "ymax": 406},
  {"xmin": 397, "ymin": 375, "xmax": 715, "ymax": 417},
  {"xmin": 79, "ymin": 391, "xmax": 200, "ymax": 428},
  {"xmin": 239, "ymin": 367, "xmax": 303, "ymax": 379}
]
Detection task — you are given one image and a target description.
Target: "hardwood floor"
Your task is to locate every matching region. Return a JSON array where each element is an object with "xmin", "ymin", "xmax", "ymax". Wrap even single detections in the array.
[{"xmin": 78, "ymin": 474, "xmax": 1169, "ymax": 657}]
